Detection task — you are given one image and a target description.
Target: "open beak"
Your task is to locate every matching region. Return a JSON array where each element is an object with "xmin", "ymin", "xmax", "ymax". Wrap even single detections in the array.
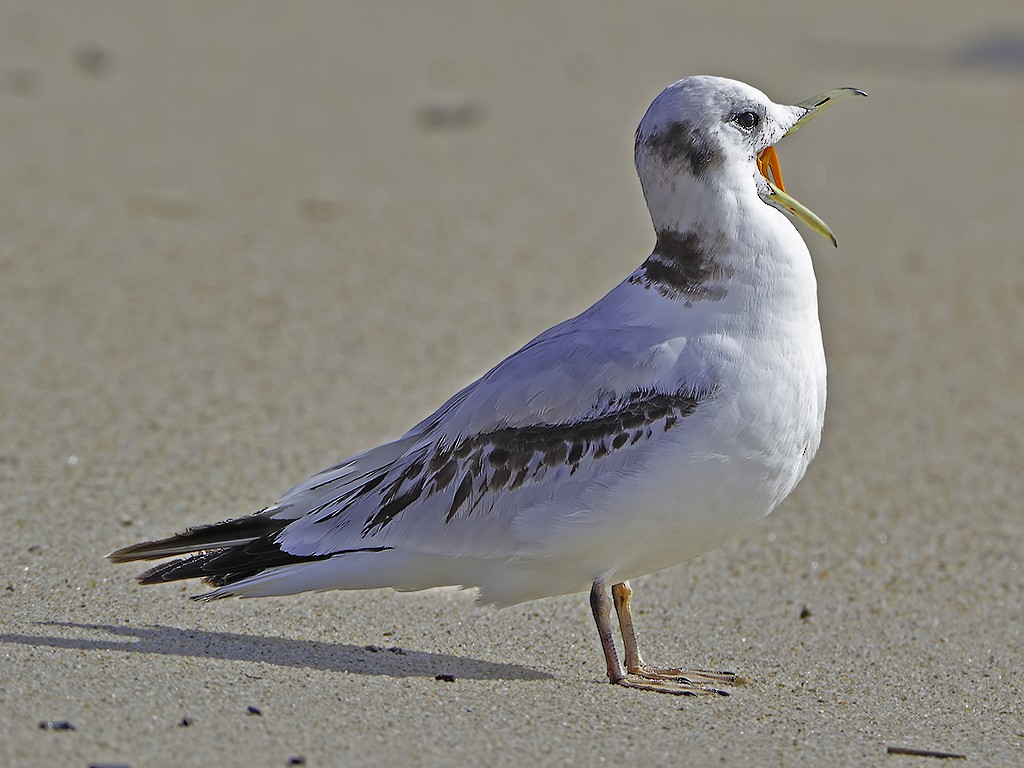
[{"xmin": 756, "ymin": 87, "xmax": 866, "ymax": 247}]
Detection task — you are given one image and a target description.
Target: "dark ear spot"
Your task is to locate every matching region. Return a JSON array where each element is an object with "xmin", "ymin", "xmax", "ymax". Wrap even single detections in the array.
[{"xmin": 642, "ymin": 121, "xmax": 720, "ymax": 176}]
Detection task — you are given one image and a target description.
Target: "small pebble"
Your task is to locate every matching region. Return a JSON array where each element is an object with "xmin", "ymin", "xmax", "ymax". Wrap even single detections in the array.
[
  {"xmin": 247, "ymin": 706, "xmax": 262, "ymax": 716},
  {"xmin": 288, "ymin": 757, "xmax": 306, "ymax": 766},
  {"xmin": 178, "ymin": 717, "xmax": 193, "ymax": 727},
  {"xmin": 39, "ymin": 720, "xmax": 75, "ymax": 731}
]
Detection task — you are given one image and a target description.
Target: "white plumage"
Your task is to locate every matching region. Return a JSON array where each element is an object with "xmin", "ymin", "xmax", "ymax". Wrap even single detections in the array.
[{"xmin": 111, "ymin": 76, "xmax": 863, "ymax": 695}]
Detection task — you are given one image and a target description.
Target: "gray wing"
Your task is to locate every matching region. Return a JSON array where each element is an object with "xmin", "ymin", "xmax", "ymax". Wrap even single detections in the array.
[{"xmin": 271, "ymin": 309, "xmax": 716, "ymax": 560}]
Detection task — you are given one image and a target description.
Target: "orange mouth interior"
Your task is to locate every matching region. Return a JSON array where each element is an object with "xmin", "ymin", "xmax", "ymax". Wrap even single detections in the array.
[{"xmin": 756, "ymin": 146, "xmax": 786, "ymax": 192}]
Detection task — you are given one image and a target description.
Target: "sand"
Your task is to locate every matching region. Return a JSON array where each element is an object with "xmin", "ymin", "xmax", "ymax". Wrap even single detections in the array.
[{"xmin": 2, "ymin": 2, "xmax": 1022, "ymax": 766}]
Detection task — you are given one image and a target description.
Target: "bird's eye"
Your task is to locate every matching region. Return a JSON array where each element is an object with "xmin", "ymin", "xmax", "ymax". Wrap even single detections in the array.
[{"xmin": 734, "ymin": 111, "xmax": 760, "ymax": 130}]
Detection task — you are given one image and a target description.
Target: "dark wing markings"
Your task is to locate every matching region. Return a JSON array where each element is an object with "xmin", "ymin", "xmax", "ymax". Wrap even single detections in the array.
[{"xmin": 354, "ymin": 387, "xmax": 713, "ymax": 536}]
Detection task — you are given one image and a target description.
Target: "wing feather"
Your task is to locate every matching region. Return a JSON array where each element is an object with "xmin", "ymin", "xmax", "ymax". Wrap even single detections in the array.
[{"xmin": 273, "ymin": 311, "xmax": 716, "ymax": 561}]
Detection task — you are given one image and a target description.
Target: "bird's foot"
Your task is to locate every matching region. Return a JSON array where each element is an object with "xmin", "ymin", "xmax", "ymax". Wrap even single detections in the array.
[{"xmin": 614, "ymin": 665, "xmax": 737, "ymax": 696}]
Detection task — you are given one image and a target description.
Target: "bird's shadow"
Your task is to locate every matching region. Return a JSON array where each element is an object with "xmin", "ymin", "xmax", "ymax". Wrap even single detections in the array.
[{"xmin": 0, "ymin": 621, "xmax": 552, "ymax": 682}]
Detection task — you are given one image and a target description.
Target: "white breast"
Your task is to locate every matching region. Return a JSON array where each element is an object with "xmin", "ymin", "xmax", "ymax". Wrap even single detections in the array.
[{"xmin": 507, "ymin": 214, "xmax": 827, "ymax": 592}]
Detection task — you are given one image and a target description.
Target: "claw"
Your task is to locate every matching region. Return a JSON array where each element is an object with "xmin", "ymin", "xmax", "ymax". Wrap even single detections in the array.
[
  {"xmin": 614, "ymin": 675, "xmax": 731, "ymax": 696},
  {"xmin": 590, "ymin": 580, "xmax": 742, "ymax": 697},
  {"xmin": 630, "ymin": 665, "xmax": 737, "ymax": 686}
]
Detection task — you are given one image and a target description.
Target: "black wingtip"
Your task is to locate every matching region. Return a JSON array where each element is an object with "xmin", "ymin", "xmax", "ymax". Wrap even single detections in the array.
[
  {"xmin": 107, "ymin": 540, "xmax": 162, "ymax": 563},
  {"xmin": 107, "ymin": 511, "xmax": 288, "ymax": 563},
  {"xmin": 134, "ymin": 554, "xmax": 206, "ymax": 584}
]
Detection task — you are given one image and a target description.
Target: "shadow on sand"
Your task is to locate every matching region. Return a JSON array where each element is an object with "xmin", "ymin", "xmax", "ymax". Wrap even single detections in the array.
[{"xmin": 0, "ymin": 621, "xmax": 552, "ymax": 682}]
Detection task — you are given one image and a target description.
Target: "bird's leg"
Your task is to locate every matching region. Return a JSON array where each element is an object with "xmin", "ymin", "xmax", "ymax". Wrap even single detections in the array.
[
  {"xmin": 611, "ymin": 580, "xmax": 647, "ymax": 671},
  {"xmin": 590, "ymin": 580, "xmax": 627, "ymax": 684},
  {"xmin": 605, "ymin": 580, "xmax": 736, "ymax": 696}
]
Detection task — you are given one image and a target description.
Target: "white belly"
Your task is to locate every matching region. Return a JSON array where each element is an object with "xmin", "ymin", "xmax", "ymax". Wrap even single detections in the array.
[{"xmin": 490, "ymin": 332, "xmax": 826, "ymax": 603}]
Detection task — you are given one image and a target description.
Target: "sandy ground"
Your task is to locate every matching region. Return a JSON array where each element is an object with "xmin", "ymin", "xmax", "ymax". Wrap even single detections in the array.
[{"xmin": 2, "ymin": 2, "xmax": 1023, "ymax": 766}]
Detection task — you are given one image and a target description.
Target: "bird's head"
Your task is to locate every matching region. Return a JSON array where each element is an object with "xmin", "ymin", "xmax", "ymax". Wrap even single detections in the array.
[{"xmin": 635, "ymin": 76, "xmax": 864, "ymax": 247}]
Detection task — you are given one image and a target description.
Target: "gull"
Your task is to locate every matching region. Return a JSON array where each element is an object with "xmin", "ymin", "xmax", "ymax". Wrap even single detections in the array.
[{"xmin": 110, "ymin": 76, "xmax": 864, "ymax": 695}]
